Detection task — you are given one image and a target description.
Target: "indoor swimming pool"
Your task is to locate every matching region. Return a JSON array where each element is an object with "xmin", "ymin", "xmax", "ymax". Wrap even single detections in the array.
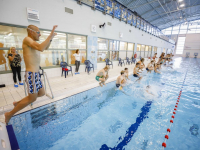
[{"xmin": 9, "ymin": 58, "xmax": 200, "ymax": 150}]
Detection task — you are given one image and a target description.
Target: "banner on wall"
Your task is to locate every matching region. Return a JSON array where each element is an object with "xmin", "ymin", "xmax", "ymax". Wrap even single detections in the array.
[{"xmin": 27, "ymin": 8, "xmax": 40, "ymax": 21}]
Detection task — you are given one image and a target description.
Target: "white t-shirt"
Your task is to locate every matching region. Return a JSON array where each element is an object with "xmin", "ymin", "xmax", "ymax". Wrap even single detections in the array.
[{"xmin": 73, "ymin": 53, "xmax": 81, "ymax": 61}]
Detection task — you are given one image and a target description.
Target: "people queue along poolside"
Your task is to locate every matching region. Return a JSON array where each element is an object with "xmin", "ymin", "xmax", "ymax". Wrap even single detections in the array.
[
  {"xmin": 4, "ymin": 24, "xmax": 173, "ymax": 124},
  {"xmin": 96, "ymin": 52, "xmax": 174, "ymax": 90}
]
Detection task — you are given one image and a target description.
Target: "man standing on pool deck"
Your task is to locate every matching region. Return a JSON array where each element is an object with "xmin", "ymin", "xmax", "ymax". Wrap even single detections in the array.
[{"xmin": 4, "ymin": 25, "xmax": 58, "ymax": 124}]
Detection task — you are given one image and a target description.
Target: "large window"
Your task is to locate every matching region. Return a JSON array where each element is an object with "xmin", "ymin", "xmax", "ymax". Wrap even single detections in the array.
[
  {"xmin": 140, "ymin": 45, "xmax": 145, "ymax": 58},
  {"xmin": 98, "ymin": 38, "xmax": 109, "ymax": 50},
  {"xmin": 110, "ymin": 40, "xmax": 119, "ymax": 61},
  {"xmin": 68, "ymin": 34, "xmax": 86, "ymax": 64},
  {"xmin": 119, "ymin": 41, "xmax": 127, "ymax": 60},
  {"xmin": 162, "ymin": 19, "xmax": 200, "ymax": 35},
  {"xmin": 127, "ymin": 43, "xmax": 134, "ymax": 59},
  {"xmin": 97, "ymin": 51, "xmax": 109, "ymax": 62},
  {"xmin": 136, "ymin": 44, "xmax": 141, "ymax": 59},
  {"xmin": 97, "ymin": 38, "xmax": 109, "ymax": 62},
  {"xmin": 176, "ymin": 37, "xmax": 186, "ymax": 54},
  {"xmin": 97, "ymin": 38, "xmax": 134, "ymax": 62},
  {"xmin": 0, "ymin": 24, "xmax": 87, "ymax": 72},
  {"xmin": 148, "ymin": 46, "xmax": 152, "ymax": 57}
]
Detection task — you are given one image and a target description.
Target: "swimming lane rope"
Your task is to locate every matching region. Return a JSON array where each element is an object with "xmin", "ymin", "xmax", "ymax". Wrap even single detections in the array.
[{"xmin": 162, "ymin": 69, "xmax": 188, "ymax": 149}]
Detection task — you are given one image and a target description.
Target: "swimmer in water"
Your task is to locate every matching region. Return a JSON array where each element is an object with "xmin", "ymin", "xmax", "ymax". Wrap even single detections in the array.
[{"xmin": 146, "ymin": 85, "xmax": 154, "ymax": 96}]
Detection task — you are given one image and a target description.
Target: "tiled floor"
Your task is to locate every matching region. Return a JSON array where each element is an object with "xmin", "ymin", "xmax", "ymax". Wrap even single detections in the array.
[{"xmin": 0, "ymin": 59, "xmax": 151, "ymax": 123}]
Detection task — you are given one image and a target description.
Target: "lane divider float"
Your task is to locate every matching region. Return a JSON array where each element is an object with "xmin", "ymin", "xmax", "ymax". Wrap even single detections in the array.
[{"xmin": 162, "ymin": 71, "xmax": 187, "ymax": 149}]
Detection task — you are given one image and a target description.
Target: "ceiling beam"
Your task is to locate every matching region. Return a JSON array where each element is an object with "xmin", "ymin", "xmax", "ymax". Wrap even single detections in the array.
[
  {"xmin": 159, "ymin": 16, "xmax": 200, "ymax": 30},
  {"xmin": 149, "ymin": 6, "xmax": 200, "ymax": 23},
  {"xmin": 146, "ymin": 4, "xmax": 200, "ymax": 19},
  {"xmin": 126, "ymin": 0, "xmax": 137, "ymax": 8},
  {"xmin": 128, "ymin": 0, "xmax": 158, "ymax": 9},
  {"xmin": 144, "ymin": 0, "xmax": 169, "ymax": 27},
  {"xmin": 141, "ymin": 0, "xmax": 173, "ymax": 17},
  {"xmin": 157, "ymin": 0, "xmax": 174, "ymax": 26},
  {"xmin": 156, "ymin": 13, "xmax": 200, "ymax": 27}
]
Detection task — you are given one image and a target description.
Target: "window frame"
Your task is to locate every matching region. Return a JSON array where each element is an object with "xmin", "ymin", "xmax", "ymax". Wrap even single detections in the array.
[{"xmin": 0, "ymin": 23, "xmax": 88, "ymax": 74}]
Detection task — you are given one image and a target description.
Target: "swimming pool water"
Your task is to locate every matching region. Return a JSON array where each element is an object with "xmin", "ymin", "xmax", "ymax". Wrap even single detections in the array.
[{"xmin": 9, "ymin": 58, "xmax": 200, "ymax": 150}]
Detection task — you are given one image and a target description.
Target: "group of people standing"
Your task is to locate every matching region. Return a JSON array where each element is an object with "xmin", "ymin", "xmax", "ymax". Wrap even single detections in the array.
[{"xmin": 3, "ymin": 24, "xmax": 173, "ymax": 125}]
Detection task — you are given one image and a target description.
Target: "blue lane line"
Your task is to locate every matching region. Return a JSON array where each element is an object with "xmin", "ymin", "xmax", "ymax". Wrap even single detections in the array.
[
  {"xmin": 6, "ymin": 125, "xmax": 20, "ymax": 150},
  {"xmin": 100, "ymin": 101, "xmax": 153, "ymax": 150}
]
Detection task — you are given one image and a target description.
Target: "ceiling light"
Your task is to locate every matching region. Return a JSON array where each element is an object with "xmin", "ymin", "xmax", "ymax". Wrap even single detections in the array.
[
  {"xmin": 178, "ymin": 0, "xmax": 183, "ymax": 2},
  {"xmin": 180, "ymin": 4, "xmax": 185, "ymax": 7}
]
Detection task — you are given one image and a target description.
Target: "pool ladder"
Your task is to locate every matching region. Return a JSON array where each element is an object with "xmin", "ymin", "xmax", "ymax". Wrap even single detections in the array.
[{"xmin": 23, "ymin": 67, "xmax": 54, "ymax": 105}]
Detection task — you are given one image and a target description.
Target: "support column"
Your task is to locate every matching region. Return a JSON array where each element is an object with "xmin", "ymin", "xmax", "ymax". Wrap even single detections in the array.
[{"xmin": 87, "ymin": 36, "xmax": 98, "ymax": 70}]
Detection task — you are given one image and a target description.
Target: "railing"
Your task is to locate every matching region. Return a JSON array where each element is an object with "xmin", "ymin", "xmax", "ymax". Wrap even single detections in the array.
[{"xmin": 76, "ymin": 0, "xmax": 175, "ymax": 44}]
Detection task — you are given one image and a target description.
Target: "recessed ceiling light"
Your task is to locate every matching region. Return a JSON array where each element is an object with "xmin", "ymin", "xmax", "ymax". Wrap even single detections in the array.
[
  {"xmin": 178, "ymin": 0, "xmax": 183, "ymax": 2},
  {"xmin": 180, "ymin": 4, "xmax": 185, "ymax": 7}
]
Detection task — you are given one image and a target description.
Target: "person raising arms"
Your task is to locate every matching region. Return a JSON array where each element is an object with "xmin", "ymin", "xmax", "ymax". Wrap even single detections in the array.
[{"xmin": 4, "ymin": 25, "xmax": 58, "ymax": 124}]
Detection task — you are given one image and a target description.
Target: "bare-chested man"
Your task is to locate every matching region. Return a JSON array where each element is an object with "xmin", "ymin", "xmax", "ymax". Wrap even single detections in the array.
[{"xmin": 4, "ymin": 25, "xmax": 57, "ymax": 124}]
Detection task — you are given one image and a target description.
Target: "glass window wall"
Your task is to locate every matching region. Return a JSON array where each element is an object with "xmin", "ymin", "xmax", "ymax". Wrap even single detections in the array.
[
  {"xmin": 119, "ymin": 41, "xmax": 127, "ymax": 60},
  {"xmin": 98, "ymin": 38, "xmax": 109, "ymax": 62},
  {"xmin": 136, "ymin": 44, "xmax": 141, "ymax": 59},
  {"xmin": 0, "ymin": 24, "xmax": 87, "ymax": 72},
  {"xmin": 161, "ymin": 19, "xmax": 200, "ymax": 35},
  {"xmin": 127, "ymin": 43, "xmax": 134, "ymax": 59}
]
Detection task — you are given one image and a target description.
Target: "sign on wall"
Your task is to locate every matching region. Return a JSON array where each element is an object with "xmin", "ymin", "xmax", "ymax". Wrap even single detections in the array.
[
  {"xmin": 91, "ymin": 25, "xmax": 97, "ymax": 33},
  {"xmin": 27, "ymin": 8, "xmax": 40, "ymax": 21}
]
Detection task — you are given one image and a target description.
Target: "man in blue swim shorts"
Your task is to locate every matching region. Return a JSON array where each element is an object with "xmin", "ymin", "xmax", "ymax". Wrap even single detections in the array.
[{"xmin": 4, "ymin": 25, "xmax": 58, "ymax": 124}]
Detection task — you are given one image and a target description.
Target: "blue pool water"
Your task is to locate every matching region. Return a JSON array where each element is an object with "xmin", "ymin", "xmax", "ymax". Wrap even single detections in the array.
[{"xmin": 9, "ymin": 58, "xmax": 200, "ymax": 150}]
